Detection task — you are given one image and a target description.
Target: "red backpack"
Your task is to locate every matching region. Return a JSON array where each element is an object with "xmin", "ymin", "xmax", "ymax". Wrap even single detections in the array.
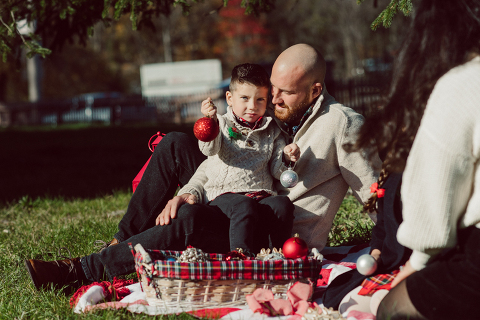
[{"xmin": 132, "ymin": 131, "xmax": 165, "ymax": 193}]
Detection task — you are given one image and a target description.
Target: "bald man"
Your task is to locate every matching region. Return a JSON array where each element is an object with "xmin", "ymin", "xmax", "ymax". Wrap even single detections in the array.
[
  {"xmin": 269, "ymin": 44, "xmax": 380, "ymax": 248},
  {"xmin": 25, "ymin": 44, "xmax": 380, "ymax": 290}
]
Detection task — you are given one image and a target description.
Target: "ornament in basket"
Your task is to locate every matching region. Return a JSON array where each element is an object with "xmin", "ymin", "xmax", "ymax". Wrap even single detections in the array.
[{"xmin": 132, "ymin": 244, "xmax": 322, "ymax": 309}]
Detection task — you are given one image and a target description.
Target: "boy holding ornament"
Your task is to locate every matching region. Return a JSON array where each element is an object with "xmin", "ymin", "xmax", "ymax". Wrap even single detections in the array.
[{"xmin": 165, "ymin": 63, "xmax": 300, "ymax": 254}]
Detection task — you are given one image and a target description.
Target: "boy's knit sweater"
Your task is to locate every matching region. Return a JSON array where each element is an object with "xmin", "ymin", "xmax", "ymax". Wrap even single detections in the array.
[
  {"xmin": 177, "ymin": 106, "xmax": 287, "ymax": 203},
  {"xmin": 399, "ymin": 56, "xmax": 480, "ymax": 271}
]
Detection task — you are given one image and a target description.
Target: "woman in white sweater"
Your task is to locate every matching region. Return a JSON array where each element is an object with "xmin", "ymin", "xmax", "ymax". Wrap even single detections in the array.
[{"xmin": 348, "ymin": 0, "xmax": 480, "ymax": 319}]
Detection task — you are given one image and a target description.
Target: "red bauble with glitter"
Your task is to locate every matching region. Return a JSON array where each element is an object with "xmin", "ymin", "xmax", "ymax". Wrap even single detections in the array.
[
  {"xmin": 193, "ymin": 117, "xmax": 219, "ymax": 142},
  {"xmin": 282, "ymin": 234, "xmax": 308, "ymax": 259},
  {"xmin": 225, "ymin": 249, "xmax": 247, "ymax": 261}
]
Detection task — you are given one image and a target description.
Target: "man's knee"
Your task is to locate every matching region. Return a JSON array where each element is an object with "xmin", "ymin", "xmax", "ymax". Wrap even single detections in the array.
[{"xmin": 156, "ymin": 132, "xmax": 191, "ymax": 150}]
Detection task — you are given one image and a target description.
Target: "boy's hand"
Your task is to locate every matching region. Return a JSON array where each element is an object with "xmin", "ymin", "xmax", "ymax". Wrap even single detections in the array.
[
  {"xmin": 201, "ymin": 98, "xmax": 217, "ymax": 119},
  {"xmin": 284, "ymin": 143, "xmax": 300, "ymax": 162},
  {"xmin": 156, "ymin": 193, "xmax": 197, "ymax": 226}
]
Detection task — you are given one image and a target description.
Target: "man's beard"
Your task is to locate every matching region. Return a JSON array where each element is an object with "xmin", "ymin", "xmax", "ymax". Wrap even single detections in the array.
[{"xmin": 274, "ymin": 96, "xmax": 311, "ymax": 125}]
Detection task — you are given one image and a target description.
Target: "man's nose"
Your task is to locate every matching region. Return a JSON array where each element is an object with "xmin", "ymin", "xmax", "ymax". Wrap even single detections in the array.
[{"xmin": 271, "ymin": 88, "xmax": 283, "ymax": 104}]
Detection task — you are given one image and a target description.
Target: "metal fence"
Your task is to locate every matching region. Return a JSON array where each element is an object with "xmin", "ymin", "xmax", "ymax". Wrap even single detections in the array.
[
  {"xmin": 329, "ymin": 73, "xmax": 390, "ymax": 117},
  {"xmin": 0, "ymin": 75, "xmax": 389, "ymax": 128}
]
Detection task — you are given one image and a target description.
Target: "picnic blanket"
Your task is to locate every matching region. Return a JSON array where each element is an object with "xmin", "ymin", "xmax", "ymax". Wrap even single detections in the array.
[{"xmin": 72, "ymin": 244, "xmax": 373, "ymax": 319}]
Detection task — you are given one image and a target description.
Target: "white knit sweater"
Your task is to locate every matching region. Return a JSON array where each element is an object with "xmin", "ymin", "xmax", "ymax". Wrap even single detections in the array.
[
  {"xmin": 398, "ymin": 56, "xmax": 480, "ymax": 271},
  {"xmin": 177, "ymin": 106, "xmax": 287, "ymax": 203}
]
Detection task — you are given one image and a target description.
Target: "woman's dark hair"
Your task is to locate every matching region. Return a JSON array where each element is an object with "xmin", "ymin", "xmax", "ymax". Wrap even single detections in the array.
[
  {"xmin": 351, "ymin": 0, "xmax": 480, "ymax": 173},
  {"xmin": 229, "ymin": 63, "xmax": 270, "ymax": 92}
]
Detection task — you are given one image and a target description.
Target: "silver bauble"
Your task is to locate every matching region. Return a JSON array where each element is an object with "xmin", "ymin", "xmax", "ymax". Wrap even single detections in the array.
[
  {"xmin": 356, "ymin": 254, "xmax": 378, "ymax": 276},
  {"xmin": 280, "ymin": 167, "xmax": 299, "ymax": 188}
]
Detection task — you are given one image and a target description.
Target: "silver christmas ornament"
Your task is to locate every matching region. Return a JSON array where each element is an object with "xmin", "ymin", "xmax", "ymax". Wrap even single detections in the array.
[
  {"xmin": 356, "ymin": 254, "xmax": 378, "ymax": 276},
  {"xmin": 178, "ymin": 247, "xmax": 209, "ymax": 262},
  {"xmin": 280, "ymin": 167, "xmax": 299, "ymax": 188}
]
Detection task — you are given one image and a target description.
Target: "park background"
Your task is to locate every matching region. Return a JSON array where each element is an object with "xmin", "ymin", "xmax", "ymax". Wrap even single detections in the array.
[
  {"xmin": 0, "ymin": 0, "xmax": 410, "ymax": 204},
  {"xmin": 0, "ymin": 0, "xmax": 409, "ymax": 318}
]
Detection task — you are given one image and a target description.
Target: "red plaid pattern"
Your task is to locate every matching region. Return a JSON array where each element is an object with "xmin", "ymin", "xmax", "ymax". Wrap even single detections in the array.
[
  {"xmin": 135, "ymin": 249, "xmax": 321, "ymax": 284},
  {"xmin": 358, "ymin": 269, "xmax": 400, "ymax": 295}
]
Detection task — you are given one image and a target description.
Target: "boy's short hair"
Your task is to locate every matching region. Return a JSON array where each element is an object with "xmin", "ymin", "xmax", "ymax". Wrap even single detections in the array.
[{"xmin": 229, "ymin": 63, "xmax": 270, "ymax": 92}]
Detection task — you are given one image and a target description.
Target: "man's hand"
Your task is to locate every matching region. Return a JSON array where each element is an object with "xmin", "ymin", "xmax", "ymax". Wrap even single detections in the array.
[
  {"xmin": 155, "ymin": 193, "xmax": 197, "ymax": 226},
  {"xmin": 201, "ymin": 98, "xmax": 217, "ymax": 120},
  {"xmin": 284, "ymin": 143, "xmax": 300, "ymax": 162},
  {"xmin": 391, "ymin": 260, "xmax": 417, "ymax": 288}
]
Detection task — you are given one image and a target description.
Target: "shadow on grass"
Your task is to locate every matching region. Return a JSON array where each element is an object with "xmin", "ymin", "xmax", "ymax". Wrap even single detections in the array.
[{"xmin": 0, "ymin": 122, "xmax": 194, "ymax": 206}]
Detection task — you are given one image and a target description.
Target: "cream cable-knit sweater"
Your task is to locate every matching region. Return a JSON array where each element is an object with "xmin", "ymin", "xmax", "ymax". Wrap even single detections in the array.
[
  {"xmin": 398, "ymin": 56, "xmax": 480, "ymax": 271},
  {"xmin": 181, "ymin": 88, "xmax": 381, "ymax": 250},
  {"xmin": 177, "ymin": 106, "xmax": 287, "ymax": 203},
  {"xmin": 272, "ymin": 88, "xmax": 381, "ymax": 249}
]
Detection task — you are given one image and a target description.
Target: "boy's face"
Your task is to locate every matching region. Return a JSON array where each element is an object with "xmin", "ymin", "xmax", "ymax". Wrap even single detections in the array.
[{"xmin": 226, "ymin": 82, "xmax": 269, "ymax": 124}]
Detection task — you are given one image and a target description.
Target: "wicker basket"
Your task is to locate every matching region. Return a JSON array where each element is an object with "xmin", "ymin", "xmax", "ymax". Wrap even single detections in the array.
[{"xmin": 133, "ymin": 244, "xmax": 322, "ymax": 309}]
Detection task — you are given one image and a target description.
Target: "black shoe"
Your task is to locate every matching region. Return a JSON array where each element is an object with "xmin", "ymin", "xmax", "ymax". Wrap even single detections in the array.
[{"xmin": 24, "ymin": 257, "xmax": 89, "ymax": 291}]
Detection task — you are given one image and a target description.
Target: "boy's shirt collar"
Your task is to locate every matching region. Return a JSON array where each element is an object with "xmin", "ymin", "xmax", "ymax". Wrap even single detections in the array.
[{"xmin": 232, "ymin": 111, "xmax": 264, "ymax": 130}]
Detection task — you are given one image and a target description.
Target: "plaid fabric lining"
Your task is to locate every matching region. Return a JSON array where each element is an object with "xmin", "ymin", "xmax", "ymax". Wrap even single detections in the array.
[
  {"xmin": 213, "ymin": 190, "xmax": 272, "ymax": 202},
  {"xmin": 358, "ymin": 269, "xmax": 400, "ymax": 295},
  {"xmin": 135, "ymin": 249, "xmax": 321, "ymax": 283}
]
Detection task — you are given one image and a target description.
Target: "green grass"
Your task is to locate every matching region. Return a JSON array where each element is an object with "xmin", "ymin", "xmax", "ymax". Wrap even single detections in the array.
[
  {"xmin": 0, "ymin": 124, "xmax": 373, "ymax": 318},
  {"xmin": 327, "ymin": 193, "xmax": 374, "ymax": 247},
  {"xmin": 0, "ymin": 192, "xmax": 200, "ymax": 319},
  {"xmin": 0, "ymin": 191, "xmax": 372, "ymax": 319}
]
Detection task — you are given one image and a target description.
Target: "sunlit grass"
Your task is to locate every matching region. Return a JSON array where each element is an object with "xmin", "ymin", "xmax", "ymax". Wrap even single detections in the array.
[
  {"xmin": 0, "ymin": 191, "xmax": 204, "ymax": 319},
  {"xmin": 0, "ymin": 191, "xmax": 371, "ymax": 318}
]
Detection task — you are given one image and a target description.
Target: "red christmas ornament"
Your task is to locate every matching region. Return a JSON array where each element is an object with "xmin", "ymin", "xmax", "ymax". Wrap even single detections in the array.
[
  {"xmin": 282, "ymin": 234, "xmax": 308, "ymax": 259},
  {"xmin": 225, "ymin": 249, "xmax": 248, "ymax": 261},
  {"xmin": 193, "ymin": 116, "xmax": 219, "ymax": 142}
]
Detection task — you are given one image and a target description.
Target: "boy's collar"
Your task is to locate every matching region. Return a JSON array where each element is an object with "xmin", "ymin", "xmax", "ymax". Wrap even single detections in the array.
[{"xmin": 232, "ymin": 110, "xmax": 264, "ymax": 130}]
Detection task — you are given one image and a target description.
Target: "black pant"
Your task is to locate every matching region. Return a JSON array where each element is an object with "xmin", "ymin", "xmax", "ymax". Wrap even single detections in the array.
[
  {"xmin": 180, "ymin": 193, "xmax": 294, "ymax": 253},
  {"xmin": 80, "ymin": 132, "xmax": 293, "ymax": 282},
  {"xmin": 82, "ymin": 132, "xmax": 212, "ymax": 281}
]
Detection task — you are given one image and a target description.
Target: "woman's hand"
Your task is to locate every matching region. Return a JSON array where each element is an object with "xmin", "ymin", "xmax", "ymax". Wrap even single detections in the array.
[
  {"xmin": 201, "ymin": 98, "xmax": 217, "ymax": 120},
  {"xmin": 370, "ymin": 248, "xmax": 381, "ymax": 261},
  {"xmin": 391, "ymin": 260, "xmax": 417, "ymax": 288},
  {"xmin": 155, "ymin": 193, "xmax": 197, "ymax": 226},
  {"xmin": 284, "ymin": 143, "xmax": 300, "ymax": 162}
]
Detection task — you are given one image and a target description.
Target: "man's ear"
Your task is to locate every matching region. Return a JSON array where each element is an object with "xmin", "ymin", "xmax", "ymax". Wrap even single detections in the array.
[
  {"xmin": 311, "ymin": 83, "xmax": 323, "ymax": 99},
  {"xmin": 226, "ymin": 91, "xmax": 233, "ymax": 106}
]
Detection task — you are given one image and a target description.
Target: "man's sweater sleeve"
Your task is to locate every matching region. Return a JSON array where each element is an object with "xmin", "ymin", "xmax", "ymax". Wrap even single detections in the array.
[
  {"xmin": 337, "ymin": 111, "xmax": 382, "ymax": 206},
  {"xmin": 177, "ymin": 160, "xmax": 209, "ymax": 204}
]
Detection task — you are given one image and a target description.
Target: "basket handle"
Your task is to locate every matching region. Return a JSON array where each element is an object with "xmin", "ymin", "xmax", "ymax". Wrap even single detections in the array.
[{"xmin": 134, "ymin": 243, "xmax": 152, "ymax": 264}]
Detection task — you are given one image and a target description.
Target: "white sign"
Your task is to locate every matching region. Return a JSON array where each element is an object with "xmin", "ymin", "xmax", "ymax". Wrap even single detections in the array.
[
  {"xmin": 140, "ymin": 59, "xmax": 222, "ymax": 97},
  {"xmin": 17, "ymin": 19, "xmax": 35, "ymax": 35}
]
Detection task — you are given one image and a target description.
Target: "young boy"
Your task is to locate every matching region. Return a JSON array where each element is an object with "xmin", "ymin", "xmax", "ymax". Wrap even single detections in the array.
[{"xmin": 166, "ymin": 63, "xmax": 300, "ymax": 254}]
